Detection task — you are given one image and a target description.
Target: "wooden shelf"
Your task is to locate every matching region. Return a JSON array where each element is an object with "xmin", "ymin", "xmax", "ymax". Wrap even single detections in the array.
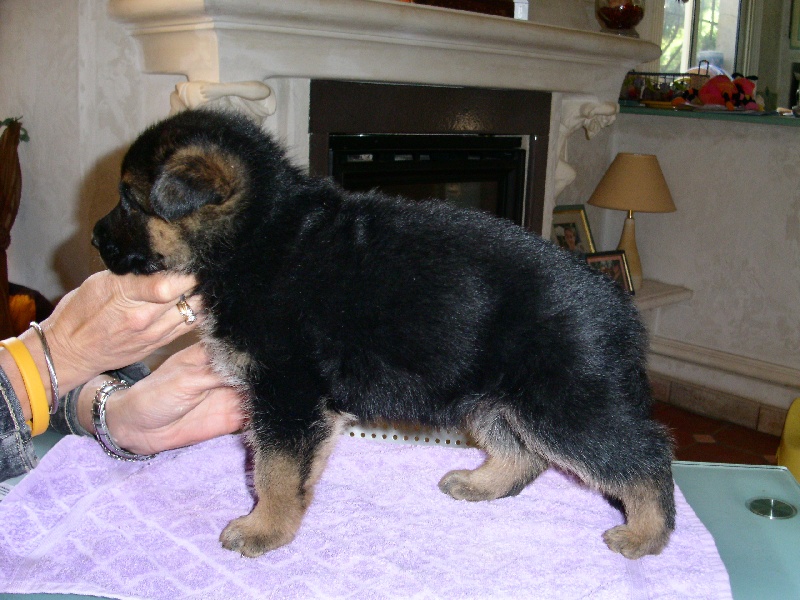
[
  {"xmin": 634, "ymin": 279, "xmax": 692, "ymax": 311},
  {"xmin": 620, "ymin": 105, "xmax": 800, "ymax": 127}
]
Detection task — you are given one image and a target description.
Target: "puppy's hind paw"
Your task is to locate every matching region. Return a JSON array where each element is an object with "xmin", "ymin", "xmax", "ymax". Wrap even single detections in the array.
[
  {"xmin": 603, "ymin": 524, "xmax": 669, "ymax": 559},
  {"xmin": 220, "ymin": 514, "xmax": 295, "ymax": 557},
  {"xmin": 439, "ymin": 469, "xmax": 497, "ymax": 501}
]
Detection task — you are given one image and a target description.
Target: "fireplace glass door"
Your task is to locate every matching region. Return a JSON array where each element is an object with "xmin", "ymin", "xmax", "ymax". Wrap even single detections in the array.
[{"xmin": 329, "ymin": 134, "xmax": 526, "ymax": 225}]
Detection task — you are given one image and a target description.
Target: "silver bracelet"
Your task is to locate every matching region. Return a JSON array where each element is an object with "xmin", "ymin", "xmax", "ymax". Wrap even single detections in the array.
[
  {"xmin": 29, "ymin": 321, "xmax": 59, "ymax": 414},
  {"xmin": 92, "ymin": 380, "xmax": 156, "ymax": 461}
]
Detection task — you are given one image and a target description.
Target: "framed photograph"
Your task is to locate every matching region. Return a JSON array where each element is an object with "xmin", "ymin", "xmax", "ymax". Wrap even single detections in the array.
[
  {"xmin": 551, "ymin": 205, "xmax": 596, "ymax": 254},
  {"xmin": 792, "ymin": 0, "xmax": 800, "ymax": 49},
  {"xmin": 585, "ymin": 251, "xmax": 634, "ymax": 294}
]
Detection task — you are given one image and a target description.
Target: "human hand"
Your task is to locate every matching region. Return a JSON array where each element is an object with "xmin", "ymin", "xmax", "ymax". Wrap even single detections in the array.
[
  {"xmin": 33, "ymin": 270, "xmax": 200, "ymax": 394},
  {"xmin": 101, "ymin": 342, "xmax": 246, "ymax": 455}
]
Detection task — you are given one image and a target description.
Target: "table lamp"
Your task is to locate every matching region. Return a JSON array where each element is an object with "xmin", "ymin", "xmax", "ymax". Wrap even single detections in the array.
[{"xmin": 588, "ymin": 153, "xmax": 675, "ymax": 291}]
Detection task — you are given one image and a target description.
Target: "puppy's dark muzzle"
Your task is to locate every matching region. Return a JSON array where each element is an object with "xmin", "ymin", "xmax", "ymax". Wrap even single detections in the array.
[{"xmin": 92, "ymin": 213, "xmax": 165, "ymax": 275}]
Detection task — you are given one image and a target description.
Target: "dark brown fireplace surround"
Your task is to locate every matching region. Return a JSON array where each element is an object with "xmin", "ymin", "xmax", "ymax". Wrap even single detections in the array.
[{"xmin": 309, "ymin": 81, "xmax": 551, "ymax": 234}]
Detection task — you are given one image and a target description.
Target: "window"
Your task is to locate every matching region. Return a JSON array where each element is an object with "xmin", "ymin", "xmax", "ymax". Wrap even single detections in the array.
[{"xmin": 660, "ymin": 0, "xmax": 742, "ymax": 74}]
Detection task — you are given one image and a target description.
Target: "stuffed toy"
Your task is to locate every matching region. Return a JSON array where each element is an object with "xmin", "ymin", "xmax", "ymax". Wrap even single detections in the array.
[
  {"xmin": 8, "ymin": 283, "xmax": 54, "ymax": 335},
  {"xmin": 673, "ymin": 73, "xmax": 760, "ymax": 111}
]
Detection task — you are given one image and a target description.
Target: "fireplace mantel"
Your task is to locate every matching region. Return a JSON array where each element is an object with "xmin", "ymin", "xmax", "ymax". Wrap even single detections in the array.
[
  {"xmin": 109, "ymin": 0, "xmax": 659, "ymax": 103},
  {"xmin": 109, "ymin": 0, "xmax": 661, "ymax": 236}
]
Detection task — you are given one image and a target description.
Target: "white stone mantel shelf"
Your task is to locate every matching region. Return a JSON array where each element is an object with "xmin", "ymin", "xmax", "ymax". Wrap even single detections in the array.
[{"xmin": 108, "ymin": 0, "xmax": 660, "ymax": 103}]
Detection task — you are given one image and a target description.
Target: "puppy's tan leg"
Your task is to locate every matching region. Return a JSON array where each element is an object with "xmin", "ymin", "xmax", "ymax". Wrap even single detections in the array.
[
  {"xmin": 220, "ymin": 449, "xmax": 307, "ymax": 557},
  {"xmin": 440, "ymin": 404, "xmax": 548, "ymax": 501},
  {"xmin": 439, "ymin": 451, "xmax": 547, "ymax": 501},
  {"xmin": 220, "ymin": 413, "xmax": 344, "ymax": 557},
  {"xmin": 602, "ymin": 482, "xmax": 673, "ymax": 559}
]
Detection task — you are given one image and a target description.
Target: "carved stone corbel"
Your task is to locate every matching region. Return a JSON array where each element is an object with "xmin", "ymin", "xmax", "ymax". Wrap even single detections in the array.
[
  {"xmin": 169, "ymin": 81, "xmax": 277, "ymax": 126},
  {"xmin": 554, "ymin": 96, "xmax": 619, "ymax": 198}
]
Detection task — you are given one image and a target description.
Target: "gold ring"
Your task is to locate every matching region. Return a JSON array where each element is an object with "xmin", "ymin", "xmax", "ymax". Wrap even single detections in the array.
[{"xmin": 176, "ymin": 295, "xmax": 197, "ymax": 325}]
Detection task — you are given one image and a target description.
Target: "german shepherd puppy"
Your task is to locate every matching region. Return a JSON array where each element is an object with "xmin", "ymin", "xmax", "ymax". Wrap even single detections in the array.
[{"xmin": 93, "ymin": 109, "xmax": 675, "ymax": 559}]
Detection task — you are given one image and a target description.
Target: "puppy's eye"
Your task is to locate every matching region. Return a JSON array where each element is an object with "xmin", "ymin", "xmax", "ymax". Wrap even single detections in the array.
[{"xmin": 119, "ymin": 184, "xmax": 152, "ymax": 215}]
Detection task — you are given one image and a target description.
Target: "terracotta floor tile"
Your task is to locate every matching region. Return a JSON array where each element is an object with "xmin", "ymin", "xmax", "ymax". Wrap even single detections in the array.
[
  {"xmin": 714, "ymin": 423, "xmax": 780, "ymax": 457},
  {"xmin": 652, "ymin": 402, "xmax": 726, "ymax": 436},
  {"xmin": 664, "ymin": 427, "xmax": 695, "ymax": 451},
  {"xmin": 652, "ymin": 401, "xmax": 781, "ymax": 466},
  {"xmin": 675, "ymin": 443, "xmax": 772, "ymax": 465}
]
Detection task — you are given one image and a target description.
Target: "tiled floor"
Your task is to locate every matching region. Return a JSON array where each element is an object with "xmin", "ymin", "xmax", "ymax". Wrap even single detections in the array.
[{"xmin": 652, "ymin": 401, "xmax": 781, "ymax": 465}]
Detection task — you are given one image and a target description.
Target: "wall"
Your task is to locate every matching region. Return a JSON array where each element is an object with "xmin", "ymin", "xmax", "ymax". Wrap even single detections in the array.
[
  {"xmin": 559, "ymin": 113, "xmax": 800, "ymax": 412},
  {"xmin": 0, "ymin": 0, "xmax": 176, "ymax": 300},
  {"xmin": 527, "ymin": 0, "xmax": 595, "ymax": 30},
  {"xmin": 0, "ymin": 0, "xmax": 618, "ymax": 301},
  {"xmin": 2, "ymin": 0, "xmax": 797, "ymax": 413}
]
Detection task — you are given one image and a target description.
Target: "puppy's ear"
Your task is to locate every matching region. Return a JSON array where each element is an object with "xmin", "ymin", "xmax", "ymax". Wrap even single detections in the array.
[{"xmin": 150, "ymin": 145, "xmax": 243, "ymax": 221}]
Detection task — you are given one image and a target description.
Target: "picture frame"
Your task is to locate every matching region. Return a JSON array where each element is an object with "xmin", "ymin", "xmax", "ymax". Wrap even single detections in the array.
[
  {"xmin": 792, "ymin": 0, "xmax": 800, "ymax": 50},
  {"xmin": 585, "ymin": 250, "xmax": 634, "ymax": 295},
  {"xmin": 551, "ymin": 204, "xmax": 596, "ymax": 254}
]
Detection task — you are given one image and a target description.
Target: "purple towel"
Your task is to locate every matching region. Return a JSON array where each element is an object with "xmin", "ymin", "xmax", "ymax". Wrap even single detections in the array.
[{"xmin": 0, "ymin": 434, "xmax": 731, "ymax": 599}]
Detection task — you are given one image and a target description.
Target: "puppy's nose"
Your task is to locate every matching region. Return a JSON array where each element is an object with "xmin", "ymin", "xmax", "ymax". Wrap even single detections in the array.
[{"xmin": 92, "ymin": 219, "xmax": 109, "ymax": 250}]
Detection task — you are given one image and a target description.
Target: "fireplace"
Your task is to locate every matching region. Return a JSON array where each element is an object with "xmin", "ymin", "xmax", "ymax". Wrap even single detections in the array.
[
  {"xmin": 309, "ymin": 80, "xmax": 550, "ymax": 232},
  {"xmin": 108, "ymin": 0, "xmax": 660, "ymax": 236},
  {"xmin": 328, "ymin": 133, "xmax": 526, "ymax": 224}
]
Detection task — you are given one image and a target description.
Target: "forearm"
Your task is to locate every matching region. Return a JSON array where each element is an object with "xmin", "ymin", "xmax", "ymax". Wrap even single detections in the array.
[
  {"xmin": 3, "ymin": 314, "xmax": 242, "ymax": 468},
  {"xmin": 1, "ymin": 335, "xmax": 131, "ymax": 442},
  {"xmin": 0, "ymin": 368, "xmax": 130, "ymax": 481},
  {"xmin": 0, "ymin": 334, "xmax": 95, "ymax": 481},
  {"xmin": 0, "ymin": 365, "xmax": 37, "ymax": 480},
  {"xmin": 0, "ymin": 326, "xmax": 82, "ymax": 424},
  {"xmin": 0, "ymin": 326, "xmax": 110, "ymax": 433}
]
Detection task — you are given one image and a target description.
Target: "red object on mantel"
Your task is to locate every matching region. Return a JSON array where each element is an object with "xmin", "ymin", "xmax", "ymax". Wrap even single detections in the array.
[
  {"xmin": 396, "ymin": 0, "xmax": 515, "ymax": 18},
  {"xmin": 595, "ymin": 0, "xmax": 644, "ymax": 31}
]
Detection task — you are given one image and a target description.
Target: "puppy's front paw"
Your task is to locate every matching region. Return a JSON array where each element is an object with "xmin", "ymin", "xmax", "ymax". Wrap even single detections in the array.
[{"xmin": 219, "ymin": 514, "xmax": 295, "ymax": 557}]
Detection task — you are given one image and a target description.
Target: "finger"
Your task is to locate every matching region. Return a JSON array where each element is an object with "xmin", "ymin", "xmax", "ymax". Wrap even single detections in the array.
[
  {"xmin": 163, "ymin": 297, "xmax": 204, "ymax": 337},
  {"xmin": 164, "ymin": 342, "xmax": 215, "ymax": 373},
  {"xmin": 204, "ymin": 389, "xmax": 247, "ymax": 431},
  {"xmin": 117, "ymin": 271, "xmax": 198, "ymax": 305},
  {"xmin": 147, "ymin": 291, "xmax": 204, "ymax": 335},
  {"xmin": 154, "ymin": 343, "xmax": 225, "ymax": 393},
  {"xmin": 181, "ymin": 388, "xmax": 246, "ymax": 437}
]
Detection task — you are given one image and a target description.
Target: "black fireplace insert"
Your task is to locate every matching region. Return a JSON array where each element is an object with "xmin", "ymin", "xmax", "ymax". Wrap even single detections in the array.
[
  {"xmin": 328, "ymin": 134, "xmax": 526, "ymax": 224},
  {"xmin": 308, "ymin": 80, "xmax": 551, "ymax": 233}
]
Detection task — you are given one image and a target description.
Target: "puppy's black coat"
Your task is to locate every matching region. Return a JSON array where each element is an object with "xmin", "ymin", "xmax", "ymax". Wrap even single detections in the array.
[{"xmin": 93, "ymin": 109, "xmax": 675, "ymax": 559}]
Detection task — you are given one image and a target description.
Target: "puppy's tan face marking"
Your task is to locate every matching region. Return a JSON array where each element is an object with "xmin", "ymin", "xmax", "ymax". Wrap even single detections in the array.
[
  {"xmin": 120, "ymin": 170, "xmax": 153, "ymax": 210},
  {"xmin": 162, "ymin": 145, "xmax": 244, "ymax": 204},
  {"xmin": 148, "ymin": 144, "xmax": 250, "ymax": 223},
  {"xmin": 146, "ymin": 218, "xmax": 192, "ymax": 272},
  {"xmin": 104, "ymin": 143, "xmax": 251, "ymax": 275}
]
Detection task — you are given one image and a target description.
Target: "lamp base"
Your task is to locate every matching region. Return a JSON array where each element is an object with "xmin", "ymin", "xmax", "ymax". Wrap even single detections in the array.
[{"xmin": 617, "ymin": 215, "xmax": 643, "ymax": 292}]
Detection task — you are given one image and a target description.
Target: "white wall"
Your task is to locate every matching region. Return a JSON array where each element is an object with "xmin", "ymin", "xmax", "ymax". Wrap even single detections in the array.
[
  {"xmin": 2, "ymin": 0, "xmax": 797, "ymax": 411},
  {"xmin": 0, "ymin": 0, "xmax": 177, "ymax": 299},
  {"xmin": 559, "ymin": 113, "xmax": 800, "ymax": 410}
]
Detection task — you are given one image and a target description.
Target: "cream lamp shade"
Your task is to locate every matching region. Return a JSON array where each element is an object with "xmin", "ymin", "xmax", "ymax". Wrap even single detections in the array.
[{"xmin": 588, "ymin": 153, "xmax": 675, "ymax": 291}]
